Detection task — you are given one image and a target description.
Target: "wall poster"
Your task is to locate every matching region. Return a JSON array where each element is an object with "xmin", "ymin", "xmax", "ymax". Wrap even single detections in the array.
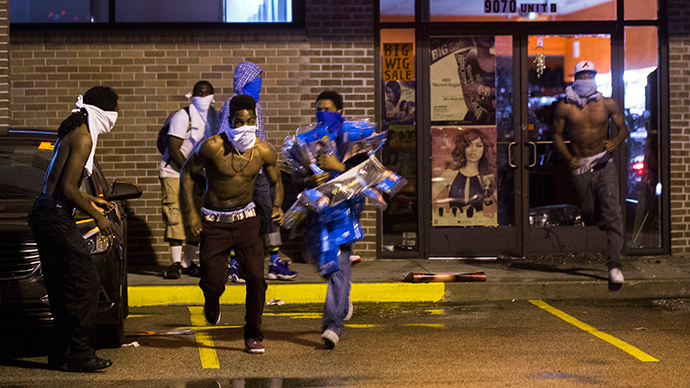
[
  {"xmin": 430, "ymin": 37, "xmax": 496, "ymax": 125},
  {"xmin": 431, "ymin": 126, "xmax": 498, "ymax": 227}
]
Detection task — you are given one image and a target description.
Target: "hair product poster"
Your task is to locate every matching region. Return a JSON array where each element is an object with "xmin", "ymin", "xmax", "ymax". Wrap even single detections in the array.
[
  {"xmin": 430, "ymin": 37, "xmax": 496, "ymax": 125},
  {"xmin": 431, "ymin": 126, "xmax": 498, "ymax": 227}
]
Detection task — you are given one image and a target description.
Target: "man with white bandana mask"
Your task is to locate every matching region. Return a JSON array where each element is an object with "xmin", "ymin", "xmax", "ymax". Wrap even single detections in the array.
[
  {"xmin": 180, "ymin": 95, "xmax": 284, "ymax": 354},
  {"xmin": 219, "ymin": 61, "xmax": 297, "ymax": 283},
  {"xmin": 553, "ymin": 60, "xmax": 629, "ymax": 291},
  {"xmin": 29, "ymin": 86, "xmax": 119, "ymax": 372},
  {"xmin": 160, "ymin": 81, "xmax": 219, "ymax": 280}
]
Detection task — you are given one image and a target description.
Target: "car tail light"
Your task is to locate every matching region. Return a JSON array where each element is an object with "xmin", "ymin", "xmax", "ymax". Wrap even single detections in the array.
[
  {"xmin": 632, "ymin": 161, "xmax": 644, "ymax": 177},
  {"xmin": 83, "ymin": 227, "xmax": 112, "ymax": 254}
]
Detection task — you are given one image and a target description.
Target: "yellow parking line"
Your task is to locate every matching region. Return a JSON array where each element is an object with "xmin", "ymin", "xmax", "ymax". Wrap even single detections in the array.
[
  {"xmin": 530, "ymin": 300, "xmax": 659, "ymax": 362},
  {"xmin": 188, "ymin": 306, "xmax": 220, "ymax": 369}
]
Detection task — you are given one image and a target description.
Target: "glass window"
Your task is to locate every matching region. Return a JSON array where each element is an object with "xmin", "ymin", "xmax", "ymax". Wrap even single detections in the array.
[
  {"xmin": 10, "ymin": 0, "xmax": 294, "ymax": 23},
  {"xmin": 430, "ymin": 0, "xmax": 616, "ymax": 22},
  {"xmin": 9, "ymin": 0, "xmax": 108, "ymax": 23},
  {"xmin": 625, "ymin": 0, "xmax": 657, "ymax": 20},
  {"xmin": 429, "ymin": 36, "xmax": 514, "ymax": 227},
  {"xmin": 381, "ymin": 29, "xmax": 418, "ymax": 252},
  {"xmin": 624, "ymin": 26, "xmax": 660, "ymax": 249},
  {"xmin": 380, "ymin": 0, "xmax": 414, "ymax": 22}
]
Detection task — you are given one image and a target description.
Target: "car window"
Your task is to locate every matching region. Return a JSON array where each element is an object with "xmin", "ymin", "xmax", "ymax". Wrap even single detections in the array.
[{"xmin": 0, "ymin": 140, "xmax": 53, "ymax": 199}]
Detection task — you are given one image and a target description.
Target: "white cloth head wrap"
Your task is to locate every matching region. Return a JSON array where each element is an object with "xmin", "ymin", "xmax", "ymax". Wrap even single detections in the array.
[{"xmin": 72, "ymin": 95, "xmax": 118, "ymax": 175}]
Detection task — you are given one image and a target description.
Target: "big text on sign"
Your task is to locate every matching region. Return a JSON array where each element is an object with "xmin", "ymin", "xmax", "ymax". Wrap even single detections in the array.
[{"xmin": 383, "ymin": 43, "xmax": 414, "ymax": 81}]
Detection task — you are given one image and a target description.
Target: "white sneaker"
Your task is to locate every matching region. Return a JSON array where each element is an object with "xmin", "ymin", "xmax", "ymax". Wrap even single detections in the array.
[
  {"xmin": 608, "ymin": 268, "xmax": 624, "ymax": 291},
  {"xmin": 344, "ymin": 299, "xmax": 353, "ymax": 321},
  {"xmin": 322, "ymin": 329, "xmax": 339, "ymax": 349}
]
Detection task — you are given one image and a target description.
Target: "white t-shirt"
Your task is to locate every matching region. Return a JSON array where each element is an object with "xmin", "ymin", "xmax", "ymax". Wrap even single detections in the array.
[{"xmin": 159, "ymin": 105, "xmax": 218, "ymax": 178}]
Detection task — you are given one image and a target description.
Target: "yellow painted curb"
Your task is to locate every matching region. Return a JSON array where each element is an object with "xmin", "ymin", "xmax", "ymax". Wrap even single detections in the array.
[{"xmin": 128, "ymin": 282, "xmax": 445, "ymax": 307}]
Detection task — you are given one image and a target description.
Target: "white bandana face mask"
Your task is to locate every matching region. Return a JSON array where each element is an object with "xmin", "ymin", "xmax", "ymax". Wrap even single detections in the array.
[
  {"xmin": 225, "ymin": 124, "xmax": 257, "ymax": 153},
  {"xmin": 192, "ymin": 95, "xmax": 214, "ymax": 113},
  {"xmin": 572, "ymin": 79, "xmax": 598, "ymax": 98}
]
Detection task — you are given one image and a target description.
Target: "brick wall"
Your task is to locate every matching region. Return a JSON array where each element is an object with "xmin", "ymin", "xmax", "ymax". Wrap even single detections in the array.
[
  {"xmin": 668, "ymin": 0, "xmax": 690, "ymax": 254},
  {"xmin": 8, "ymin": 0, "xmax": 376, "ymax": 265},
  {"xmin": 0, "ymin": 0, "xmax": 8, "ymax": 129}
]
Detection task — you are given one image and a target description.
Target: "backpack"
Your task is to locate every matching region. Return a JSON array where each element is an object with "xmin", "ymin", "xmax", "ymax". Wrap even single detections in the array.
[{"xmin": 157, "ymin": 106, "xmax": 191, "ymax": 155}]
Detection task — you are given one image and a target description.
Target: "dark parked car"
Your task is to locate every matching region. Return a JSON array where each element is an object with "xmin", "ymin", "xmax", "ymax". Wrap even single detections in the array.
[{"xmin": 0, "ymin": 128, "xmax": 142, "ymax": 348}]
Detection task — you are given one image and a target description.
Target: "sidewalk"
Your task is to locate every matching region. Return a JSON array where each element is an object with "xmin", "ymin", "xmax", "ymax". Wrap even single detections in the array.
[{"xmin": 127, "ymin": 254, "xmax": 690, "ymax": 307}]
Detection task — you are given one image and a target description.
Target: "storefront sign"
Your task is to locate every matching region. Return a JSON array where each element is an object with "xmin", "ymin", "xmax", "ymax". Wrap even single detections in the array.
[
  {"xmin": 383, "ymin": 43, "xmax": 414, "ymax": 81},
  {"xmin": 484, "ymin": 1, "xmax": 557, "ymax": 14},
  {"xmin": 431, "ymin": 126, "xmax": 498, "ymax": 227},
  {"xmin": 430, "ymin": 37, "xmax": 496, "ymax": 124}
]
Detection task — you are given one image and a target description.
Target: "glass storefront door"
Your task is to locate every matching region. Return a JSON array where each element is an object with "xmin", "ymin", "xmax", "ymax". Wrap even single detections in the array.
[{"xmin": 523, "ymin": 34, "xmax": 612, "ymax": 254}]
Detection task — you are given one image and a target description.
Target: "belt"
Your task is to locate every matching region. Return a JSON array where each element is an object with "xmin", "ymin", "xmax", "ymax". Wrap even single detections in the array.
[{"xmin": 203, "ymin": 207, "xmax": 256, "ymax": 223}]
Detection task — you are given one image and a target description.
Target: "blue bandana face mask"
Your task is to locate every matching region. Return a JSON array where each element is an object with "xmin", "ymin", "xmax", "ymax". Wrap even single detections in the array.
[
  {"xmin": 316, "ymin": 111, "xmax": 343, "ymax": 136},
  {"xmin": 242, "ymin": 77, "xmax": 262, "ymax": 102}
]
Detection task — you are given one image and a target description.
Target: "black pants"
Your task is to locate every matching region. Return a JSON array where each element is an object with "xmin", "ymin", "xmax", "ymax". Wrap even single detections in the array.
[
  {"xmin": 29, "ymin": 194, "xmax": 100, "ymax": 363},
  {"xmin": 198, "ymin": 216, "xmax": 266, "ymax": 340}
]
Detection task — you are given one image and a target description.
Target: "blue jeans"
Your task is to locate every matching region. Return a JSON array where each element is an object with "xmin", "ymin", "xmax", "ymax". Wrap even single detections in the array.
[
  {"xmin": 571, "ymin": 160, "xmax": 624, "ymax": 269},
  {"xmin": 322, "ymin": 244, "xmax": 352, "ymax": 336}
]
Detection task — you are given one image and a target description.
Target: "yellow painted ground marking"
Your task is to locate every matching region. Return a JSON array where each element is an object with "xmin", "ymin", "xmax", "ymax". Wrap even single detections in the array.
[
  {"xmin": 425, "ymin": 309, "xmax": 445, "ymax": 315},
  {"xmin": 404, "ymin": 323, "xmax": 444, "ymax": 328},
  {"xmin": 264, "ymin": 312, "xmax": 322, "ymax": 319},
  {"xmin": 125, "ymin": 314, "xmax": 151, "ymax": 318},
  {"xmin": 188, "ymin": 306, "xmax": 220, "ymax": 369},
  {"xmin": 530, "ymin": 300, "xmax": 659, "ymax": 362},
  {"xmin": 345, "ymin": 324, "xmax": 378, "ymax": 328}
]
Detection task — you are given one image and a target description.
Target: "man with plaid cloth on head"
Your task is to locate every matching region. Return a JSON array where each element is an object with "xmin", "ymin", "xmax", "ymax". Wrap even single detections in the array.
[{"xmin": 218, "ymin": 61, "xmax": 297, "ymax": 282}]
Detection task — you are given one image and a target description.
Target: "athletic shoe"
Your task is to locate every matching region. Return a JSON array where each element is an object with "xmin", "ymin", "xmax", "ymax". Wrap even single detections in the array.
[
  {"xmin": 164, "ymin": 262, "xmax": 182, "ymax": 279},
  {"xmin": 267, "ymin": 259, "xmax": 297, "ymax": 280},
  {"xmin": 204, "ymin": 295, "xmax": 221, "ymax": 325},
  {"xmin": 60, "ymin": 357, "xmax": 112, "ymax": 372},
  {"xmin": 182, "ymin": 263, "xmax": 200, "ymax": 277},
  {"xmin": 608, "ymin": 268, "xmax": 624, "ymax": 291},
  {"xmin": 245, "ymin": 338, "xmax": 265, "ymax": 354},
  {"xmin": 228, "ymin": 263, "xmax": 245, "ymax": 283},
  {"xmin": 350, "ymin": 255, "xmax": 362, "ymax": 266},
  {"xmin": 322, "ymin": 329, "xmax": 339, "ymax": 349},
  {"xmin": 344, "ymin": 299, "xmax": 353, "ymax": 321}
]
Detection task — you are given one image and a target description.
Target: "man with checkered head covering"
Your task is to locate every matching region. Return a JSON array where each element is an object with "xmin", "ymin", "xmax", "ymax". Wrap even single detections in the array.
[{"xmin": 553, "ymin": 60, "xmax": 629, "ymax": 291}]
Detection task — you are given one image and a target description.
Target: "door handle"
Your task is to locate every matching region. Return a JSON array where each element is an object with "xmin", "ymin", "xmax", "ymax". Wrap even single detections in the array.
[
  {"xmin": 508, "ymin": 141, "xmax": 517, "ymax": 168},
  {"xmin": 526, "ymin": 141, "xmax": 537, "ymax": 168}
]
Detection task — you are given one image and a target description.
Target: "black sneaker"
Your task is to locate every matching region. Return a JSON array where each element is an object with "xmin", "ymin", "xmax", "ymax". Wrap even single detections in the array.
[
  {"xmin": 164, "ymin": 262, "xmax": 182, "ymax": 279},
  {"xmin": 182, "ymin": 263, "xmax": 200, "ymax": 277},
  {"xmin": 60, "ymin": 357, "xmax": 112, "ymax": 372},
  {"xmin": 204, "ymin": 295, "xmax": 221, "ymax": 325}
]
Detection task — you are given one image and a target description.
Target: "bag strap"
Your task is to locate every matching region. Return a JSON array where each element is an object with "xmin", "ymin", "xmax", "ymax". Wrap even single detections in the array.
[{"xmin": 183, "ymin": 106, "xmax": 191, "ymax": 131}]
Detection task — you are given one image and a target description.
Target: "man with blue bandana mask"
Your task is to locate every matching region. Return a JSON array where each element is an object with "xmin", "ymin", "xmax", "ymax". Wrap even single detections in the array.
[
  {"xmin": 218, "ymin": 61, "xmax": 297, "ymax": 283},
  {"xmin": 292, "ymin": 91, "xmax": 369, "ymax": 350},
  {"xmin": 161, "ymin": 81, "xmax": 219, "ymax": 280},
  {"xmin": 553, "ymin": 60, "xmax": 629, "ymax": 291}
]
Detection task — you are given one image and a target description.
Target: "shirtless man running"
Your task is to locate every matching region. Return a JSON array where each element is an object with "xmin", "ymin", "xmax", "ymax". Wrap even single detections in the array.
[
  {"xmin": 180, "ymin": 95, "xmax": 283, "ymax": 353},
  {"xmin": 553, "ymin": 60, "xmax": 629, "ymax": 291}
]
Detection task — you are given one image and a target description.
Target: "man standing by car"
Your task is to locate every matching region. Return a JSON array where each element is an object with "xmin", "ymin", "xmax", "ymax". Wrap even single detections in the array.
[
  {"xmin": 553, "ymin": 60, "xmax": 629, "ymax": 291},
  {"xmin": 160, "ymin": 81, "xmax": 219, "ymax": 279},
  {"xmin": 28, "ymin": 86, "xmax": 119, "ymax": 372},
  {"xmin": 180, "ymin": 95, "xmax": 284, "ymax": 354}
]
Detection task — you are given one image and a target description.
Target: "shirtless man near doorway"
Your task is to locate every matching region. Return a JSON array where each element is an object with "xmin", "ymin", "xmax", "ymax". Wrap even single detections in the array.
[
  {"xmin": 553, "ymin": 60, "xmax": 629, "ymax": 291},
  {"xmin": 180, "ymin": 94, "xmax": 283, "ymax": 353}
]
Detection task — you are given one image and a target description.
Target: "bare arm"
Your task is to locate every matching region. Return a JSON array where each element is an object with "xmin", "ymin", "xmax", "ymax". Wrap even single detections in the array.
[
  {"xmin": 259, "ymin": 142, "xmax": 285, "ymax": 225},
  {"xmin": 60, "ymin": 130, "xmax": 113, "ymax": 235},
  {"xmin": 553, "ymin": 101, "xmax": 580, "ymax": 169},
  {"xmin": 167, "ymin": 136, "xmax": 187, "ymax": 169},
  {"xmin": 180, "ymin": 140, "xmax": 210, "ymax": 237},
  {"xmin": 604, "ymin": 98, "xmax": 629, "ymax": 152}
]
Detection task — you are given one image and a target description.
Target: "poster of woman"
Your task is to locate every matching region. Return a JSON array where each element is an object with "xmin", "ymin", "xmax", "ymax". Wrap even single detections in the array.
[
  {"xmin": 431, "ymin": 126, "xmax": 498, "ymax": 227},
  {"xmin": 430, "ymin": 37, "xmax": 496, "ymax": 125},
  {"xmin": 385, "ymin": 80, "xmax": 416, "ymax": 125}
]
